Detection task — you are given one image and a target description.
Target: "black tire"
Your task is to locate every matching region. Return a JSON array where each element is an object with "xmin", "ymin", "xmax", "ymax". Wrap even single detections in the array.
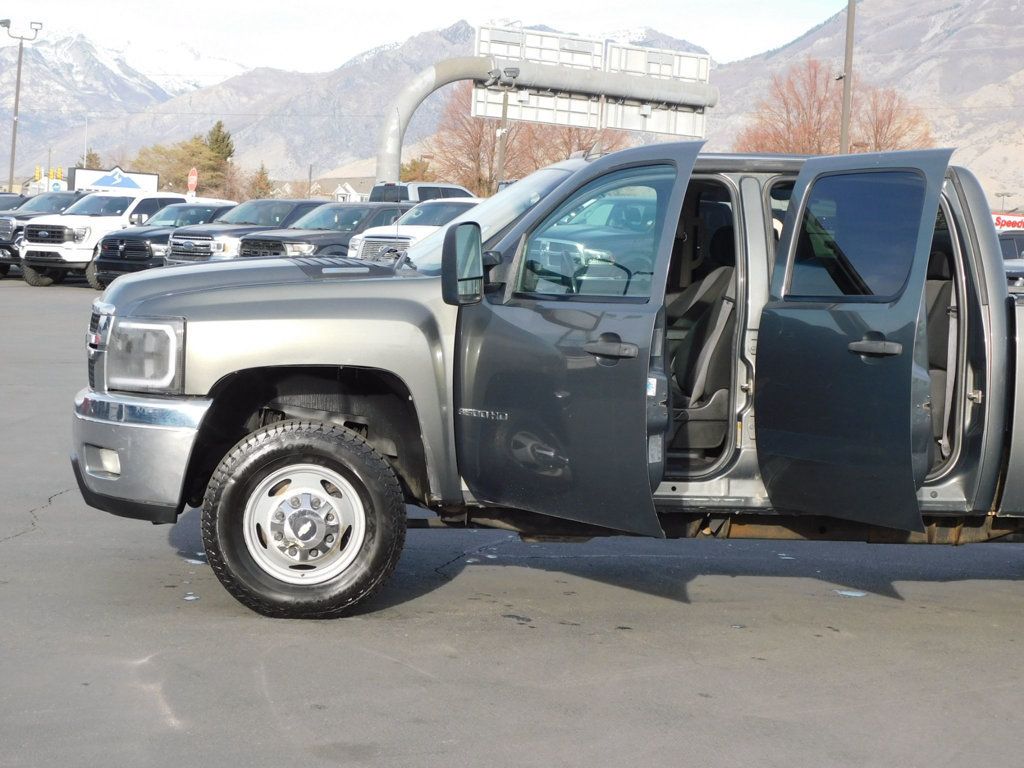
[
  {"xmin": 202, "ymin": 420, "xmax": 406, "ymax": 619},
  {"xmin": 85, "ymin": 259, "xmax": 103, "ymax": 290},
  {"xmin": 21, "ymin": 263, "xmax": 55, "ymax": 287},
  {"xmin": 0, "ymin": 264, "xmax": 9, "ymax": 277}
]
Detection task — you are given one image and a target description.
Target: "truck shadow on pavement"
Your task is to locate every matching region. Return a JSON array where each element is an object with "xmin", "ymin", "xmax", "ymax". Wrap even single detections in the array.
[{"xmin": 168, "ymin": 507, "xmax": 1024, "ymax": 614}]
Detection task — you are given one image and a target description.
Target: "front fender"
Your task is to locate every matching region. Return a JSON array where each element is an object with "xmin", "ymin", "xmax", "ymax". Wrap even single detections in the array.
[{"xmin": 164, "ymin": 275, "xmax": 461, "ymax": 503}]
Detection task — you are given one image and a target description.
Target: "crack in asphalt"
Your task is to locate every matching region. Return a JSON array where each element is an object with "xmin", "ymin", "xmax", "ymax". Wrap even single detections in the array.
[
  {"xmin": 0, "ymin": 488, "xmax": 74, "ymax": 545},
  {"xmin": 432, "ymin": 533, "xmax": 517, "ymax": 578}
]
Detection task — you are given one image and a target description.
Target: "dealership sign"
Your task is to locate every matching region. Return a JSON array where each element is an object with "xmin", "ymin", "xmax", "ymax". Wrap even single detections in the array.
[
  {"xmin": 69, "ymin": 166, "xmax": 159, "ymax": 193},
  {"xmin": 994, "ymin": 213, "xmax": 1024, "ymax": 231}
]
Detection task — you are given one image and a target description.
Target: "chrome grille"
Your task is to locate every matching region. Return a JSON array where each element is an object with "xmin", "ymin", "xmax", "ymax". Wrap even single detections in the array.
[
  {"xmin": 359, "ymin": 237, "xmax": 410, "ymax": 260},
  {"xmin": 240, "ymin": 239, "xmax": 285, "ymax": 258},
  {"xmin": 25, "ymin": 224, "xmax": 69, "ymax": 244},
  {"xmin": 0, "ymin": 217, "xmax": 14, "ymax": 242},
  {"xmin": 168, "ymin": 235, "xmax": 213, "ymax": 262},
  {"xmin": 101, "ymin": 238, "xmax": 151, "ymax": 261}
]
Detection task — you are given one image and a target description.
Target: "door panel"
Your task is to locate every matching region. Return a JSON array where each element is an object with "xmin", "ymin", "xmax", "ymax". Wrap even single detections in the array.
[
  {"xmin": 455, "ymin": 143, "xmax": 703, "ymax": 536},
  {"xmin": 756, "ymin": 149, "xmax": 953, "ymax": 532}
]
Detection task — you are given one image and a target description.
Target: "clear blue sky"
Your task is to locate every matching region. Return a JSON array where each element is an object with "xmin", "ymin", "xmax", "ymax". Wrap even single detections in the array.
[{"xmin": 4, "ymin": 1, "xmax": 846, "ymax": 72}]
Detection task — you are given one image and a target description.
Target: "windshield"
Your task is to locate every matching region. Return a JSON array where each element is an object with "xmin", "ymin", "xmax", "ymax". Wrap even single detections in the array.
[
  {"xmin": 64, "ymin": 195, "xmax": 134, "ymax": 216},
  {"xmin": 218, "ymin": 200, "xmax": 297, "ymax": 226},
  {"xmin": 397, "ymin": 201, "xmax": 476, "ymax": 227},
  {"xmin": 14, "ymin": 193, "xmax": 77, "ymax": 214},
  {"xmin": 146, "ymin": 204, "xmax": 222, "ymax": 227},
  {"xmin": 291, "ymin": 205, "xmax": 370, "ymax": 231},
  {"xmin": 409, "ymin": 167, "xmax": 573, "ymax": 274}
]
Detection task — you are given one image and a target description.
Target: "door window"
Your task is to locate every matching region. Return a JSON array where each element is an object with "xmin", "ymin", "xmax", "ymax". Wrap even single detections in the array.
[
  {"xmin": 131, "ymin": 198, "xmax": 163, "ymax": 219},
  {"xmin": 786, "ymin": 170, "xmax": 927, "ymax": 299},
  {"xmin": 517, "ymin": 165, "xmax": 675, "ymax": 298}
]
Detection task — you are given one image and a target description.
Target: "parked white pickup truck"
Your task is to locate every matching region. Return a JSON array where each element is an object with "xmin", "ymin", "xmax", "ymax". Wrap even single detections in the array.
[
  {"xmin": 348, "ymin": 198, "xmax": 477, "ymax": 260},
  {"xmin": 21, "ymin": 190, "xmax": 186, "ymax": 287}
]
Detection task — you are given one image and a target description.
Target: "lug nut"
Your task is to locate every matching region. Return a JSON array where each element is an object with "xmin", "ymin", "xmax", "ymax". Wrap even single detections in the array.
[
  {"xmin": 325, "ymin": 512, "xmax": 335, "ymax": 523},
  {"xmin": 287, "ymin": 547, "xmax": 298, "ymax": 557},
  {"xmin": 310, "ymin": 497, "xmax": 321, "ymax": 510},
  {"xmin": 274, "ymin": 510, "xmax": 285, "ymax": 522},
  {"xmin": 325, "ymin": 534, "xmax": 335, "ymax": 545},
  {"xmin": 273, "ymin": 531, "xmax": 283, "ymax": 541},
  {"xmin": 289, "ymin": 496, "xmax": 301, "ymax": 509},
  {"xmin": 309, "ymin": 549, "xmax": 319, "ymax": 558}
]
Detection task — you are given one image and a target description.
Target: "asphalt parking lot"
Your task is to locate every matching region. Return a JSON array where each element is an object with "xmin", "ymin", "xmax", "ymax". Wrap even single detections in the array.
[{"xmin": 1, "ymin": 275, "xmax": 1023, "ymax": 768}]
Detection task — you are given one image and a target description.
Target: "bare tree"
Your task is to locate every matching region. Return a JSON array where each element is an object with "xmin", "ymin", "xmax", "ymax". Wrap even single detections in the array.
[
  {"xmin": 734, "ymin": 58, "xmax": 934, "ymax": 155},
  {"xmin": 426, "ymin": 82, "xmax": 631, "ymax": 194},
  {"xmin": 854, "ymin": 86, "xmax": 934, "ymax": 151}
]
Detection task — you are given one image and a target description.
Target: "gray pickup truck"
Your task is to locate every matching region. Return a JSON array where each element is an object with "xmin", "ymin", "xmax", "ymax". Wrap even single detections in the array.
[{"xmin": 71, "ymin": 142, "xmax": 1024, "ymax": 618}]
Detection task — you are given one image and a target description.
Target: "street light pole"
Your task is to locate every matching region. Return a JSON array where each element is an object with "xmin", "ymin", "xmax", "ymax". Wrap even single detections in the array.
[
  {"xmin": 1, "ymin": 19, "xmax": 43, "ymax": 193},
  {"xmin": 839, "ymin": 0, "xmax": 856, "ymax": 154}
]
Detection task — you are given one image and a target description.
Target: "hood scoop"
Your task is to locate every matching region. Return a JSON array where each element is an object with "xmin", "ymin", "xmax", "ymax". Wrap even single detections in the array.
[{"xmin": 293, "ymin": 255, "xmax": 403, "ymax": 280}]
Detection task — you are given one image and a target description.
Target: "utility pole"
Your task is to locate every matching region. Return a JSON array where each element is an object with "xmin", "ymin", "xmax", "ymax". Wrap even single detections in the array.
[
  {"xmin": 307, "ymin": 164, "xmax": 313, "ymax": 198},
  {"xmin": 839, "ymin": 0, "xmax": 856, "ymax": 154},
  {"xmin": 494, "ymin": 90, "xmax": 510, "ymax": 193},
  {"xmin": 1, "ymin": 19, "xmax": 42, "ymax": 193}
]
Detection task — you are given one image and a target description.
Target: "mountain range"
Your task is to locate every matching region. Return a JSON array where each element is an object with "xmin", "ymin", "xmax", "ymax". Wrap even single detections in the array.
[{"xmin": 2, "ymin": 2, "xmax": 1023, "ymax": 203}]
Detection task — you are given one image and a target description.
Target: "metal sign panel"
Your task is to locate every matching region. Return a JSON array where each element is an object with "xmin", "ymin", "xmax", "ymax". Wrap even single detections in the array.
[
  {"xmin": 70, "ymin": 166, "xmax": 158, "ymax": 193},
  {"xmin": 472, "ymin": 26, "xmax": 711, "ymax": 138}
]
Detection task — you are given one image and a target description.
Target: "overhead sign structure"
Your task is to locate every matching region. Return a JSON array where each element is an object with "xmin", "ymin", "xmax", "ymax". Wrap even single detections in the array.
[
  {"xmin": 472, "ymin": 26, "xmax": 712, "ymax": 138},
  {"xmin": 69, "ymin": 166, "xmax": 159, "ymax": 193}
]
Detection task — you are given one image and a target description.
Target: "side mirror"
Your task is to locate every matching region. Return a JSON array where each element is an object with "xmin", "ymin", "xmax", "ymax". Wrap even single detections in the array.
[
  {"xmin": 442, "ymin": 222, "xmax": 483, "ymax": 306},
  {"xmin": 129, "ymin": 212, "xmax": 147, "ymax": 226}
]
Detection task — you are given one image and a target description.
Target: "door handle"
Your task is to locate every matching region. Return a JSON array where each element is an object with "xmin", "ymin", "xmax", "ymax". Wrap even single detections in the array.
[
  {"xmin": 848, "ymin": 338, "xmax": 902, "ymax": 356},
  {"xmin": 583, "ymin": 340, "xmax": 639, "ymax": 359}
]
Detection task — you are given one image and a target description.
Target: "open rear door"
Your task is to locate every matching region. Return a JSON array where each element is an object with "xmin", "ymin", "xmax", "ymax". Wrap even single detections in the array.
[{"xmin": 755, "ymin": 149, "xmax": 953, "ymax": 532}]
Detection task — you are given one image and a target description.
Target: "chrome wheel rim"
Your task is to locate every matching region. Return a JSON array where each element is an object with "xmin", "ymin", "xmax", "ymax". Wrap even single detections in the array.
[{"xmin": 242, "ymin": 463, "xmax": 367, "ymax": 585}]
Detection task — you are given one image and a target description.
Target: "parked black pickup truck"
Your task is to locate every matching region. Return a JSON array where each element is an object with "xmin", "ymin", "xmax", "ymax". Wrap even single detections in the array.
[
  {"xmin": 165, "ymin": 198, "xmax": 324, "ymax": 265},
  {"xmin": 0, "ymin": 191, "xmax": 86, "ymax": 276},
  {"xmin": 92, "ymin": 201, "xmax": 235, "ymax": 288},
  {"xmin": 237, "ymin": 202, "xmax": 412, "ymax": 258},
  {"xmin": 72, "ymin": 144, "xmax": 1024, "ymax": 619}
]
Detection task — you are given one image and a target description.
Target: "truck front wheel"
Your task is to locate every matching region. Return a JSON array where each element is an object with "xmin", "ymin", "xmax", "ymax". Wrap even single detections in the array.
[
  {"xmin": 202, "ymin": 420, "xmax": 406, "ymax": 618},
  {"xmin": 21, "ymin": 264, "xmax": 64, "ymax": 287},
  {"xmin": 85, "ymin": 258, "xmax": 103, "ymax": 291}
]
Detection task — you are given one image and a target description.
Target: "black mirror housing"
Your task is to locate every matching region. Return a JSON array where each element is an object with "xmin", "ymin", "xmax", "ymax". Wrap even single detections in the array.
[{"xmin": 442, "ymin": 222, "xmax": 484, "ymax": 306}]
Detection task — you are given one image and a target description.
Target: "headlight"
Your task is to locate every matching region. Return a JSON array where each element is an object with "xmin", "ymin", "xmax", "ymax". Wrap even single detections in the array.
[
  {"xmin": 106, "ymin": 316, "xmax": 185, "ymax": 393},
  {"xmin": 284, "ymin": 242, "xmax": 316, "ymax": 256},
  {"xmin": 73, "ymin": 227, "xmax": 91, "ymax": 243},
  {"xmin": 348, "ymin": 235, "xmax": 364, "ymax": 257},
  {"xmin": 210, "ymin": 235, "xmax": 241, "ymax": 257},
  {"xmin": 149, "ymin": 242, "xmax": 168, "ymax": 257}
]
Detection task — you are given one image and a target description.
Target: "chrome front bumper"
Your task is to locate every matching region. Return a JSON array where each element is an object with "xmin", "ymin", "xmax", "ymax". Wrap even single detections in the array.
[{"xmin": 71, "ymin": 388, "xmax": 212, "ymax": 523}]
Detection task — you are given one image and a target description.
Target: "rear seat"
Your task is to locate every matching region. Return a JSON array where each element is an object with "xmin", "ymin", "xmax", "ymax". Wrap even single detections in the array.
[{"xmin": 925, "ymin": 248, "xmax": 955, "ymax": 459}]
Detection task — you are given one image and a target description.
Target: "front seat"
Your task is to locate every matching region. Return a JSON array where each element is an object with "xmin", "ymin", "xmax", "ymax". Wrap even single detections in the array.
[{"xmin": 667, "ymin": 226, "xmax": 737, "ymax": 451}]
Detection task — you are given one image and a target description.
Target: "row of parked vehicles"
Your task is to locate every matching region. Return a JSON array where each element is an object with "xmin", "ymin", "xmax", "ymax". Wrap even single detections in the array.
[{"xmin": 0, "ymin": 180, "xmax": 477, "ymax": 289}]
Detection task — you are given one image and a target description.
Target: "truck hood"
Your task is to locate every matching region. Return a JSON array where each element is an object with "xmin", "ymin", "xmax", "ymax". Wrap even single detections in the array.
[
  {"xmin": 101, "ymin": 255, "xmax": 423, "ymax": 317},
  {"xmin": 360, "ymin": 224, "xmax": 438, "ymax": 241},
  {"xmin": 106, "ymin": 225, "xmax": 176, "ymax": 241},
  {"xmin": 27, "ymin": 213, "xmax": 123, "ymax": 232},
  {"xmin": 5, "ymin": 210, "xmax": 66, "ymax": 224},
  {"xmin": 243, "ymin": 228, "xmax": 356, "ymax": 246},
  {"xmin": 173, "ymin": 223, "xmax": 283, "ymax": 238}
]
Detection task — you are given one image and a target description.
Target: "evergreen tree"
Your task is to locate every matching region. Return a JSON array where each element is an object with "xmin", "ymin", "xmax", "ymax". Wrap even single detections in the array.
[
  {"xmin": 247, "ymin": 163, "xmax": 274, "ymax": 199},
  {"xmin": 205, "ymin": 120, "xmax": 235, "ymax": 162},
  {"xmin": 76, "ymin": 148, "xmax": 102, "ymax": 169}
]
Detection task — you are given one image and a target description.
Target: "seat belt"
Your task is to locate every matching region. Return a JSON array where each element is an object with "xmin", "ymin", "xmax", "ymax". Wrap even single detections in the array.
[
  {"xmin": 687, "ymin": 278, "xmax": 736, "ymax": 406},
  {"xmin": 939, "ymin": 289, "xmax": 958, "ymax": 459}
]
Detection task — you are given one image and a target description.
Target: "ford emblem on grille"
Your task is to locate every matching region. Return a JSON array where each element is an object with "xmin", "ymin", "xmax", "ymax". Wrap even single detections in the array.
[
  {"xmin": 38, "ymin": 230, "xmax": 49, "ymax": 238},
  {"xmin": 182, "ymin": 241, "xmax": 194, "ymax": 250}
]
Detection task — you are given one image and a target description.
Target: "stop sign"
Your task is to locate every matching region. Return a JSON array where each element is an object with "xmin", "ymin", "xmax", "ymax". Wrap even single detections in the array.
[{"xmin": 187, "ymin": 167, "xmax": 198, "ymax": 192}]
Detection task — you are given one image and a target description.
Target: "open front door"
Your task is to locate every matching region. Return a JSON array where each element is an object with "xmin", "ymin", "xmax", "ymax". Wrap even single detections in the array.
[
  {"xmin": 454, "ymin": 143, "xmax": 703, "ymax": 537},
  {"xmin": 755, "ymin": 149, "xmax": 953, "ymax": 532}
]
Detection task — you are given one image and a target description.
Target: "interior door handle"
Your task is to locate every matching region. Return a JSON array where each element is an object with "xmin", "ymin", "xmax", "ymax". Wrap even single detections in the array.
[
  {"xmin": 583, "ymin": 340, "xmax": 639, "ymax": 359},
  {"xmin": 848, "ymin": 339, "xmax": 902, "ymax": 356}
]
